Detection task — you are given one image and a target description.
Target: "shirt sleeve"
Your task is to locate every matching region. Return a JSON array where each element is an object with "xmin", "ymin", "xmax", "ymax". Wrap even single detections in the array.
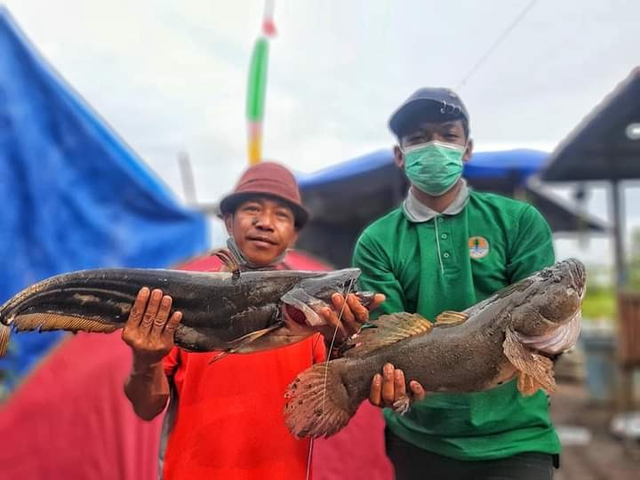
[
  {"xmin": 507, "ymin": 205, "xmax": 555, "ymax": 283},
  {"xmin": 162, "ymin": 346, "xmax": 181, "ymax": 377},
  {"xmin": 352, "ymin": 231, "xmax": 407, "ymax": 318}
]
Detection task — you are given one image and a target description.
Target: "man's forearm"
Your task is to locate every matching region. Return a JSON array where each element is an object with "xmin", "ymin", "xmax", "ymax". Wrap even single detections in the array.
[{"xmin": 124, "ymin": 359, "xmax": 170, "ymax": 421}]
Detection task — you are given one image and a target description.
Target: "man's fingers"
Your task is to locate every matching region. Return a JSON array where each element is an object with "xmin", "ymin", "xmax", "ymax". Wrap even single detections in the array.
[
  {"xmin": 163, "ymin": 311, "xmax": 183, "ymax": 336},
  {"xmin": 127, "ymin": 287, "xmax": 150, "ymax": 327},
  {"xmin": 394, "ymin": 369, "xmax": 407, "ymax": 401},
  {"xmin": 409, "ymin": 381, "xmax": 426, "ymax": 401},
  {"xmin": 141, "ymin": 289, "xmax": 163, "ymax": 331},
  {"xmin": 381, "ymin": 363, "xmax": 395, "ymax": 405},
  {"xmin": 369, "ymin": 373, "xmax": 382, "ymax": 407},
  {"xmin": 346, "ymin": 294, "xmax": 369, "ymax": 324},
  {"xmin": 332, "ymin": 293, "xmax": 356, "ymax": 326},
  {"xmin": 150, "ymin": 295, "xmax": 173, "ymax": 338},
  {"xmin": 322, "ymin": 307, "xmax": 348, "ymax": 340},
  {"xmin": 369, "ymin": 293, "xmax": 386, "ymax": 312}
]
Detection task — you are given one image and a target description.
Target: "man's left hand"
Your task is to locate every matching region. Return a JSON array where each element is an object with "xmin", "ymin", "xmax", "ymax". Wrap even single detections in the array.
[{"xmin": 318, "ymin": 293, "xmax": 385, "ymax": 342}]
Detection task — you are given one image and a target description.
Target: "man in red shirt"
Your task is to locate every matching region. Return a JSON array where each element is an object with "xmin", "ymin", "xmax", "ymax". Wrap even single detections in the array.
[{"xmin": 122, "ymin": 162, "xmax": 382, "ymax": 479}]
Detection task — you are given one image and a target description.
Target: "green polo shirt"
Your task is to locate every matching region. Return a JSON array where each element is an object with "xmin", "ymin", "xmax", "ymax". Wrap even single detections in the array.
[{"xmin": 352, "ymin": 189, "xmax": 559, "ymax": 461}]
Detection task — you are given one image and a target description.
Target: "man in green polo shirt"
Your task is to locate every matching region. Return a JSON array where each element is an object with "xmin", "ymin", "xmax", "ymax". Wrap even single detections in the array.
[{"xmin": 354, "ymin": 87, "xmax": 559, "ymax": 479}]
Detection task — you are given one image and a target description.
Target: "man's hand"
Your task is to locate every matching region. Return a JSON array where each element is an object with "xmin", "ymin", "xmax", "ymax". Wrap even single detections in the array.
[
  {"xmin": 318, "ymin": 293, "xmax": 385, "ymax": 342},
  {"xmin": 122, "ymin": 287, "xmax": 183, "ymax": 368},
  {"xmin": 369, "ymin": 363, "xmax": 426, "ymax": 415}
]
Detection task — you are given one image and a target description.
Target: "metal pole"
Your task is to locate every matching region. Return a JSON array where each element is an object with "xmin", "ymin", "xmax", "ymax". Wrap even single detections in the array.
[
  {"xmin": 611, "ymin": 179, "xmax": 626, "ymax": 287},
  {"xmin": 177, "ymin": 151, "xmax": 197, "ymax": 205}
]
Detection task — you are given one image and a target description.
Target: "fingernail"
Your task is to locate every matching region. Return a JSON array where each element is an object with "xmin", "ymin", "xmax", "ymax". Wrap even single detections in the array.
[
  {"xmin": 384, "ymin": 364, "xmax": 393, "ymax": 375},
  {"xmin": 152, "ymin": 289, "xmax": 162, "ymax": 299},
  {"xmin": 373, "ymin": 374, "xmax": 381, "ymax": 384}
]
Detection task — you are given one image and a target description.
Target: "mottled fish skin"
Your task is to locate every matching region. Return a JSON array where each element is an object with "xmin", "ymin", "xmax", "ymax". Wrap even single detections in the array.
[
  {"xmin": 0, "ymin": 267, "xmax": 367, "ymax": 354},
  {"xmin": 284, "ymin": 259, "xmax": 587, "ymax": 439}
]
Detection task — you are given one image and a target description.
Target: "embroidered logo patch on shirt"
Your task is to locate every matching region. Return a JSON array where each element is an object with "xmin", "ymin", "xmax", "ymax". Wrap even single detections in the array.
[{"xmin": 469, "ymin": 236, "xmax": 490, "ymax": 259}]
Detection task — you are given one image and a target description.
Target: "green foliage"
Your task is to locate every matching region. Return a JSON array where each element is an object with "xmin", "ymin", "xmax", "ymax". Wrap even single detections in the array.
[{"xmin": 581, "ymin": 285, "xmax": 616, "ymax": 320}]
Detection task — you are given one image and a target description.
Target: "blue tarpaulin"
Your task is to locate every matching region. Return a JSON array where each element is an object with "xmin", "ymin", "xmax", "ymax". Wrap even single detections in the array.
[{"xmin": 0, "ymin": 7, "xmax": 208, "ymax": 394}]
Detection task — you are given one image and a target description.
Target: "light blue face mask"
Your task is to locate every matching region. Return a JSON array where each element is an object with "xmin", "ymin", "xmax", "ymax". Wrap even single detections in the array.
[{"xmin": 402, "ymin": 140, "xmax": 466, "ymax": 196}]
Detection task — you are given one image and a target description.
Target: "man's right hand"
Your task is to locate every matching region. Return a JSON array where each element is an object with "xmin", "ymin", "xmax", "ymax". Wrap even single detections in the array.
[
  {"xmin": 122, "ymin": 287, "xmax": 183, "ymax": 367},
  {"xmin": 369, "ymin": 363, "xmax": 426, "ymax": 414}
]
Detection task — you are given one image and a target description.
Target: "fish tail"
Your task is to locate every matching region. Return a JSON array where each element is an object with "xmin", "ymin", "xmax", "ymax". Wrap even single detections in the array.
[
  {"xmin": 0, "ymin": 323, "xmax": 10, "ymax": 356},
  {"xmin": 284, "ymin": 360, "xmax": 353, "ymax": 438}
]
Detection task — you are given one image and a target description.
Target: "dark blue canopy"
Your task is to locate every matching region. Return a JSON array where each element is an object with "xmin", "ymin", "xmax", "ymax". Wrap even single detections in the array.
[{"xmin": 0, "ymin": 7, "xmax": 208, "ymax": 395}]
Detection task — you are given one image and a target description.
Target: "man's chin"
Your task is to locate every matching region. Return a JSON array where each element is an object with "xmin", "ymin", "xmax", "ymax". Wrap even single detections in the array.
[{"xmin": 244, "ymin": 248, "xmax": 284, "ymax": 266}]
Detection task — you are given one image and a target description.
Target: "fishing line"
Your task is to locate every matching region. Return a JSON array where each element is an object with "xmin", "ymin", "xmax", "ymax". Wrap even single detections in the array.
[
  {"xmin": 305, "ymin": 277, "xmax": 357, "ymax": 480},
  {"xmin": 322, "ymin": 277, "xmax": 356, "ymax": 412}
]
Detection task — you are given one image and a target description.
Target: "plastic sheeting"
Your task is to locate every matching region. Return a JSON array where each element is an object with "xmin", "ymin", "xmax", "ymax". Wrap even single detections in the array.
[
  {"xmin": 0, "ymin": 8, "xmax": 208, "ymax": 479},
  {"xmin": 0, "ymin": 6, "xmax": 208, "ymax": 393}
]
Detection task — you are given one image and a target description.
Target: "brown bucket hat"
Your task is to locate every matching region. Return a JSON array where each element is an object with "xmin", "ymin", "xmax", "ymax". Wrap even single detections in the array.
[{"xmin": 219, "ymin": 161, "xmax": 310, "ymax": 228}]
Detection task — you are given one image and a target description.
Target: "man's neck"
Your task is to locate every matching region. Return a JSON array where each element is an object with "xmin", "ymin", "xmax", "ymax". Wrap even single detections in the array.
[{"xmin": 410, "ymin": 180, "xmax": 463, "ymax": 213}]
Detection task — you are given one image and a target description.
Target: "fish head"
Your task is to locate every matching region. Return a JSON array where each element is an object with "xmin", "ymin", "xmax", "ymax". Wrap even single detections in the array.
[
  {"xmin": 509, "ymin": 258, "xmax": 586, "ymax": 354},
  {"xmin": 280, "ymin": 268, "xmax": 375, "ymax": 330}
]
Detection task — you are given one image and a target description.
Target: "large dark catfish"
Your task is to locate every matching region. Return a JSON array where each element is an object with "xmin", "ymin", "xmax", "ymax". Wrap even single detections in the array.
[
  {"xmin": 0, "ymin": 267, "xmax": 373, "ymax": 357},
  {"xmin": 284, "ymin": 258, "xmax": 586, "ymax": 438}
]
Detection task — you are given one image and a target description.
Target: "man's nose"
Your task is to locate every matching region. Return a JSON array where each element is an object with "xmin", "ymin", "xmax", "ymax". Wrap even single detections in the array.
[{"xmin": 253, "ymin": 213, "xmax": 275, "ymax": 230}]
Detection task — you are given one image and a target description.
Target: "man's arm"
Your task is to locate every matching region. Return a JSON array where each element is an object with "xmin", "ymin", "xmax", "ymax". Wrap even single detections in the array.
[
  {"xmin": 353, "ymin": 231, "xmax": 426, "ymax": 408},
  {"xmin": 507, "ymin": 205, "xmax": 555, "ymax": 282},
  {"xmin": 352, "ymin": 231, "xmax": 407, "ymax": 318},
  {"xmin": 122, "ymin": 287, "xmax": 182, "ymax": 421}
]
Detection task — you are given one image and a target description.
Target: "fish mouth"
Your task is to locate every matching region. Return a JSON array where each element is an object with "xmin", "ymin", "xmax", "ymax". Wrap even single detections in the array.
[
  {"xmin": 281, "ymin": 290, "xmax": 328, "ymax": 328},
  {"xmin": 516, "ymin": 307, "xmax": 583, "ymax": 355}
]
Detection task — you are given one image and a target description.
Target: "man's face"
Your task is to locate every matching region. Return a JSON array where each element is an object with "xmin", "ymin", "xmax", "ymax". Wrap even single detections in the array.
[
  {"xmin": 393, "ymin": 119, "xmax": 473, "ymax": 169},
  {"xmin": 225, "ymin": 196, "xmax": 298, "ymax": 266}
]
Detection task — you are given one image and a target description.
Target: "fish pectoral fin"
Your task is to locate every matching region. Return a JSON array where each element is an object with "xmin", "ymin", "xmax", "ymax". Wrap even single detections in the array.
[
  {"xmin": 208, "ymin": 323, "xmax": 284, "ymax": 364},
  {"xmin": 0, "ymin": 324, "xmax": 10, "ymax": 357},
  {"xmin": 435, "ymin": 310, "xmax": 469, "ymax": 326},
  {"xmin": 503, "ymin": 328, "xmax": 556, "ymax": 396},
  {"xmin": 10, "ymin": 313, "xmax": 119, "ymax": 334},
  {"xmin": 344, "ymin": 312, "xmax": 432, "ymax": 358}
]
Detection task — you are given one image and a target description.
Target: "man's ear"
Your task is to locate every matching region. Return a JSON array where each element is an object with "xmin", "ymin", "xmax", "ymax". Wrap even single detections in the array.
[
  {"xmin": 463, "ymin": 139, "xmax": 474, "ymax": 163},
  {"xmin": 224, "ymin": 214, "xmax": 233, "ymax": 235},
  {"xmin": 393, "ymin": 145, "xmax": 405, "ymax": 169}
]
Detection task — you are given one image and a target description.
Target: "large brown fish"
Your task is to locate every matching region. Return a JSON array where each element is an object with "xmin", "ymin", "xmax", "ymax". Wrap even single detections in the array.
[
  {"xmin": 0, "ymin": 267, "xmax": 373, "ymax": 358},
  {"xmin": 284, "ymin": 258, "xmax": 586, "ymax": 438}
]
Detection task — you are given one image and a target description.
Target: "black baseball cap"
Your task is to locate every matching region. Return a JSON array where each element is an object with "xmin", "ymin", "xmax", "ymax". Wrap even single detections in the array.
[{"xmin": 389, "ymin": 87, "xmax": 470, "ymax": 138}]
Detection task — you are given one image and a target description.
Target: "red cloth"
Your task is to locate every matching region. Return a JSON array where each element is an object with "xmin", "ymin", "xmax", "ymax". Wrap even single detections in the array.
[
  {"xmin": 161, "ymin": 253, "xmax": 326, "ymax": 480},
  {"xmin": 0, "ymin": 332, "xmax": 162, "ymax": 480}
]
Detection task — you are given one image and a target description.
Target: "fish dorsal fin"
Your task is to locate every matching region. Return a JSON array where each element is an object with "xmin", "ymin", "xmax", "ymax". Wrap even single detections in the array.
[
  {"xmin": 435, "ymin": 310, "xmax": 468, "ymax": 326},
  {"xmin": 503, "ymin": 327, "xmax": 556, "ymax": 396},
  {"xmin": 9, "ymin": 313, "xmax": 119, "ymax": 334},
  {"xmin": 344, "ymin": 312, "xmax": 432, "ymax": 358}
]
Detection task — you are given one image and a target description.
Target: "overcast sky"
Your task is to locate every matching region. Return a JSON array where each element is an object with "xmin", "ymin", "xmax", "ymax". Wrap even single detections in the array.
[{"xmin": 5, "ymin": 0, "xmax": 640, "ymax": 269}]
